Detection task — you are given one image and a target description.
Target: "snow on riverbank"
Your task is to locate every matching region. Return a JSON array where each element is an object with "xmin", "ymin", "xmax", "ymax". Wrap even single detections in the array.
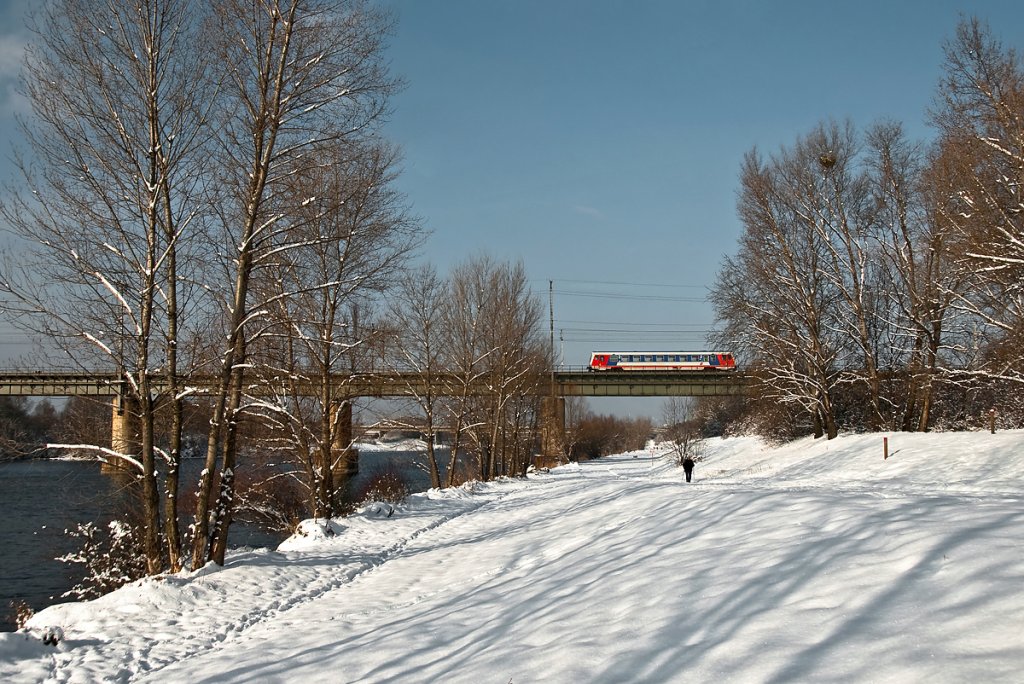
[{"xmin": 2, "ymin": 430, "xmax": 1023, "ymax": 682}]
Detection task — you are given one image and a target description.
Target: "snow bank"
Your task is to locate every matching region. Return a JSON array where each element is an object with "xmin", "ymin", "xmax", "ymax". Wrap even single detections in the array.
[{"xmin": 2, "ymin": 430, "xmax": 1022, "ymax": 683}]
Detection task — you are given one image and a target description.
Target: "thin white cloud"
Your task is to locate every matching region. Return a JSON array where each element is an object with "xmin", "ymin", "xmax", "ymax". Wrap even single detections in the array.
[
  {"xmin": 0, "ymin": 32, "xmax": 29, "ymax": 118},
  {"xmin": 0, "ymin": 34, "xmax": 26, "ymax": 79},
  {"xmin": 573, "ymin": 204, "xmax": 605, "ymax": 220}
]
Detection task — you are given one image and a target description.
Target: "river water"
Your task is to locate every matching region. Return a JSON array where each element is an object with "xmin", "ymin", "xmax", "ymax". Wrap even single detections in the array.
[{"xmin": 0, "ymin": 446, "xmax": 440, "ymax": 632}]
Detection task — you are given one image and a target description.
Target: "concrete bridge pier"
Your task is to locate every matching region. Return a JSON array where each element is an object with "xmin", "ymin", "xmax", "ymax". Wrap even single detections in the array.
[
  {"xmin": 107, "ymin": 394, "xmax": 140, "ymax": 473},
  {"xmin": 538, "ymin": 395, "xmax": 566, "ymax": 468},
  {"xmin": 331, "ymin": 400, "xmax": 359, "ymax": 479}
]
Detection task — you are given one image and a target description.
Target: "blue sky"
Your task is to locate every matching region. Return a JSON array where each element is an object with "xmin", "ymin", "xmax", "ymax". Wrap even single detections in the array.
[
  {"xmin": 2, "ymin": 1, "xmax": 1024, "ymax": 417},
  {"xmin": 378, "ymin": 1, "xmax": 1023, "ymax": 344},
  {"xmin": 376, "ymin": 0, "xmax": 1024, "ymax": 415}
]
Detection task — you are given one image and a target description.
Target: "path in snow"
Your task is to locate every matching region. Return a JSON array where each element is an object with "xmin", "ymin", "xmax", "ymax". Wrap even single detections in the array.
[{"xmin": 4, "ymin": 431, "xmax": 1023, "ymax": 683}]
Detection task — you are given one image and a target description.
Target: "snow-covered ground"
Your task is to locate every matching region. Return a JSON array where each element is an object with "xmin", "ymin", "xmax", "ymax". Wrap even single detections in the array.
[{"xmin": 2, "ymin": 430, "xmax": 1023, "ymax": 683}]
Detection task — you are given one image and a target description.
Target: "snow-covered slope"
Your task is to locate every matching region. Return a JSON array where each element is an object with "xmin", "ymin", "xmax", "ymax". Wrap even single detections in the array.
[{"xmin": 2, "ymin": 430, "xmax": 1023, "ymax": 683}]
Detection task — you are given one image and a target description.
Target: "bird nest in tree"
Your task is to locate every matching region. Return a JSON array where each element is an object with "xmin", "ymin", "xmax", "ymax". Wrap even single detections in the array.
[{"xmin": 819, "ymin": 152, "xmax": 837, "ymax": 168}]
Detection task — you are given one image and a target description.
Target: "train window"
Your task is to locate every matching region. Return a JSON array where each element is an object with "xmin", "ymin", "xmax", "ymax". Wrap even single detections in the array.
[{"xmin": 627, "ymin": 355, "xmax": 634, "ymax": 362}]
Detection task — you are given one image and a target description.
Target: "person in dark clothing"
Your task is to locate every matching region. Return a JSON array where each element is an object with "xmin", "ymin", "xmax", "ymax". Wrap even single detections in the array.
[{"xmin": 682, "ymin": 456, "xmax": 695, "ymax": 482}]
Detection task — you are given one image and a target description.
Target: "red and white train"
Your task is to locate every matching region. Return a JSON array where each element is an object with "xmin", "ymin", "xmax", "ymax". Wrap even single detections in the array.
[{"xmin": 588, "ymin": 351, "xmax": 736, "ymax": 371}]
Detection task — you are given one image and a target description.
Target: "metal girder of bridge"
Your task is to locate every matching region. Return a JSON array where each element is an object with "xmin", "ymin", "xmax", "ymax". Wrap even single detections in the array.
[
  {"xmin": 0, "ymin": 372, "xmax": 124, "ymax": 397},
  {"xmin": 0, "ymin": 370, "xmax": 750, "ymax": 398},
  {"xmin": 0, "ymin": 371, "xmax": 457, "ymax": 398},
  {"xmin": 552, "ymin": 371, "xmax": 748, "ymax": 397}
]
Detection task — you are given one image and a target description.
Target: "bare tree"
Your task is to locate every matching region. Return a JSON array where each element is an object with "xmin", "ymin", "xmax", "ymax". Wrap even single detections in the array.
[
  {"xmin": 449, "ymin": 255, "xmax": 546, "ymax": 480},
  {"xmin": 867, "ymin": 122, "xmax": 968, "ymax": 431},
  {"xmin": 253, "ymin": 140, "xmax": 419, "ymax": 517},
  {"xmin": 805, "ymin": 122, "xmax": 887, "ymax": 429},
  {"xmin": 560, "ymin": 395, "xmax": 590, "ymax": 463},
  {"xmin": 477, "ymin": 259, "xmax": 546, "ymax": 479},
  {"xmin": 714, "ymin": 121, "xmax": 965, "ymax": 437},
  {"xmin": 439, "ymin": 257, "xmax": 496, "ymax": 486},
  {"xmin": 2, "ymin": 0, "xmax": 407, "ymax": 574},
  {"xmin": 662, "ymin": 397, "xmax": 703, "ymax": 465},
  {"xmin": 714, "ymin": 145, "xmax": 843, "ymax": 438},
  {"xmin": 1, "ymin": 0, "xmax": 212, "ymax": 574},
  {"xmin": 385, "ymin": 264, "xmax": 449, "ymax": 488},
  {"xmin": 192, "ymin": 0, "xmax": 399, "ymax": 567},
  {"xmin": 929, "ymin": 17, "xmax": 1024, "ymax": 386}
]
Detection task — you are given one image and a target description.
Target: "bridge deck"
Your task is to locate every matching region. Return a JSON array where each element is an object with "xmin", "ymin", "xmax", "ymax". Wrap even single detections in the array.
[
  {"xmin": 0, "ymin": 370, "xmax": 749, "ymax": 398},
  {"xmin": 553, "ymin": 370, "xmax": 746, "ymax": 397}
]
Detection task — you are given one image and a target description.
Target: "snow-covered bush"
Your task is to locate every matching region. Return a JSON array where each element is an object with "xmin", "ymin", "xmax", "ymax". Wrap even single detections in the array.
[
  {"xmin": 232, "ymin": 464, "xmax": 309, "ymax": 534},
  {"xmin": 57, "ymin": 520, "xmax": 147, "ymax": 600},
  {"xmin": 8, "ymin": 599, "xmax": 33, "ymax": 630},
  {"xmin": 353, "ymin": 465, "xmax": 410, "ymax": 506}
]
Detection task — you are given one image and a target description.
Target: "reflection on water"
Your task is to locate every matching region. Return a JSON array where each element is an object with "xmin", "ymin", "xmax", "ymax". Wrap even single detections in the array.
[
  {"xmin": 0, "ymin": 459, "xmax": 124, "ymax": 631},
  {"xmin": 0, "ymin": 446, "xmax": 438, "ymax": 631},
  {"xmin": 346, "ymin": 445, "xmax": 452, "ymax": 495}
]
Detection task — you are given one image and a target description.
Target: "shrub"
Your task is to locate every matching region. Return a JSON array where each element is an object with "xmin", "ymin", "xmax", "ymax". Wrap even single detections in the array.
[
  {"xmin": 8, "ymin": 599, "xmax": 34, "ymax": 630},
  {"xmin": 353, "ymin": 464, "xmax": 410, "ymax": 506},
  {"xmin": 570, "ymin": 414, "xmax": 652, "ymax": 460},
  {"xmin": 232, "ymin": 465, "xmax": 309, "ymax": 534},
  {"xmin": 58, "ymin": 519, "xmax": 147, "ymax": 601}
]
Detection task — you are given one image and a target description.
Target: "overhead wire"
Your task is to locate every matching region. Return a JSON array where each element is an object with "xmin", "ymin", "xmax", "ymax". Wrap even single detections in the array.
[
  {"xmin": 558, "ymin": 318, "xmax": 713, "ymax": 326},
  {"xmin": 553, "ymin": 278, "xmax": 707, "ymax": 289},
  {"xmin": 553, "ymin": 289, "xmax": 707, "ymax": 302},
  {"xmin": 545, "ymin": 278, "xmax": 722, "ymax": 354}
]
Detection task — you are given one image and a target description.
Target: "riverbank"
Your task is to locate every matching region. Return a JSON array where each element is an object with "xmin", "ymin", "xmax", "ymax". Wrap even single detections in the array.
[
  {"xmin": 0, "ymin": 443, "xmax": 440, "ymax": 631},
  {"xmin": 4, "ymin": 430, "xmax": 1024, "ymax": 682}
]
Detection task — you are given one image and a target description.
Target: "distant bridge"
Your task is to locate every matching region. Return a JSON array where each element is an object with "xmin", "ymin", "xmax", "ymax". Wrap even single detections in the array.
[
  {"xmin": 0, "ymin": 368, "xmax": 748, "ymax": 464},
  {"xmin": 552, "ymin": 368, "xmax": 747, "ymax": 397},
  {"xmin": 0, "ymin": 369, "xmax": 749, "ymax": 398}
]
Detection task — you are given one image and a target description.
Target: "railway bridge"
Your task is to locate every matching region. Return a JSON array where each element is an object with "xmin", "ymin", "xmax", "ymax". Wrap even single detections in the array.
[{"xmin": 0, "ymin": 368, "xmax": 749, "ymax": 465}]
